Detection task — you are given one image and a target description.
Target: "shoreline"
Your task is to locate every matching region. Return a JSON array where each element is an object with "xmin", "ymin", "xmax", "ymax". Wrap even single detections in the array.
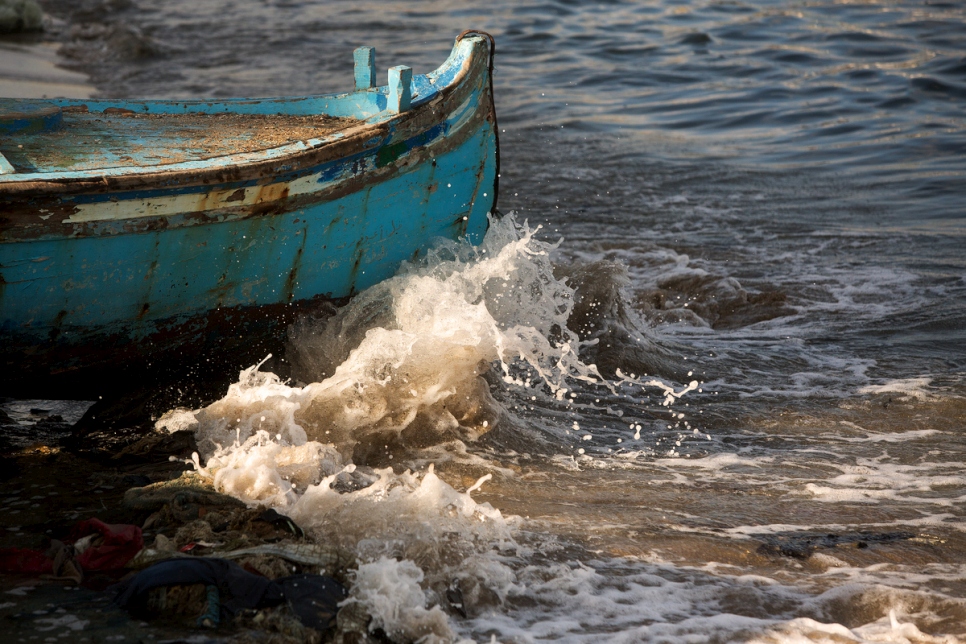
[{"xmin": 0, "ymin": 37, "xmax": 94, "ymax": 99}]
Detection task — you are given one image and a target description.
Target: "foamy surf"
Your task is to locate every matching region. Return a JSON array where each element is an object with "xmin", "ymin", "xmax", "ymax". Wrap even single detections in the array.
[
  {"xmin": 152, "ymin": 214, "xmax": 964, "ymax": 643},
  {"xmin": 166, "ymin": 215, "xmax": 622, "ymax": 458},
  {"xmin": 152, "ymin": 215, "xmax": 697, "ymax": 641}
]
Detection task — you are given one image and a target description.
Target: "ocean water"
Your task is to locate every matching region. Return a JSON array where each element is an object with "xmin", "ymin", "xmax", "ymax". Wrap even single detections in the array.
[{"xmin": 31, "ymin": 0, "xmax": 966, "ymax": 641}]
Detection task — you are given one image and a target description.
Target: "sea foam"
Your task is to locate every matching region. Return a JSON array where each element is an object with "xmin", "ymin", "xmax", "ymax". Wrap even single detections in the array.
[{"xmin": 157, "ymin": 215, "xmax": 660, "ymax": 640}]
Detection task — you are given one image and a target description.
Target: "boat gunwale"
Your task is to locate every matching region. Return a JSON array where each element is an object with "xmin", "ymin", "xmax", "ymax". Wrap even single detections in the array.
[
  {"xmin": 0, "ymin": 34, "xmax": 489, "ymax": 195},
  {"xmin": 4, "ymin": 99, "xmax": 494, "ymax": 242}
]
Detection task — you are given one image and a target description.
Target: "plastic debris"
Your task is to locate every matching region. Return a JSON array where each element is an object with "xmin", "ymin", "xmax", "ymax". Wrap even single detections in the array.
[
  {"xmin": 196, "ymin": 585, "xmax": 221, "ymax": 628},
  {"xmin": 71, "ymin": 518, "xmax": 144, "ymax": 571},
  {"xmin": 114, "ymin": 557, "xmax": 285, "ymax": 618},
  {"xmin": 277, "ymin": 574, "xmax": 346, "ymax": 631},
  {"xmin": 0, "ymin": 518, "xmax": 142, "ymax": 583},
  {"xmin": 114, "ymin": 557, "xmax": 346, "ymax": 635}
]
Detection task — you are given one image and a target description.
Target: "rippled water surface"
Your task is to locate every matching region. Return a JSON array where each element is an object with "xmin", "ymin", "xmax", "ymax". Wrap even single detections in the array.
[{"xmin": 17, "ymin": 0, "xmax": 966, "ymax": 641}]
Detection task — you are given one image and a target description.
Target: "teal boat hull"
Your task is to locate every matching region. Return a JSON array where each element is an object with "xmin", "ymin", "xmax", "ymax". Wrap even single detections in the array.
[{"xmin": 0, "ymin": 33, "xmax": 498, "ymax": 395}]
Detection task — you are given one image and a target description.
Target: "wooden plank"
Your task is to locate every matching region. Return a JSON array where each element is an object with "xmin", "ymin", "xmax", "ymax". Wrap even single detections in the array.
[
  {"xmin": 353, "ymin": 47, "xmax": 376, "ymax": 90},
  {"xmin": 0, "ymin": 111, "xmax": 357, "ymax": 173},
  {"xmin": 0, "ymin": 151, "xmax": 14, "ymax": 174},
  {"xmin": 388, "ymin": 66, "xmax": 412, "ymax": 114}
]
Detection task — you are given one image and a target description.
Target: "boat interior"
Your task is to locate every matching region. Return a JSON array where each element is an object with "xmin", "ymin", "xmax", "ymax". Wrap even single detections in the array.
[{"xmin": 0, "ymin": 35, "xmax": 483, "ymax": 178}]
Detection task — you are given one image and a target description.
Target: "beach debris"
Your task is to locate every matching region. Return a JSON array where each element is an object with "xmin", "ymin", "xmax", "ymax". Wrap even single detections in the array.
[
  {"xmin": 197, "ymin": 584, "xmax": 221, "ymax": 628},
  {"xmin": 0, "ymin": 547, "xmax": 51, "ymax": 575},
  {"xmin": 123, "ymin": 472, "xmax": 247, "ymax": 526},
  {"xmin": 44, "ymin": 539, "xmax": 83, "ymax": 584},
  {"xmin": 171, "ymin": 507, "xmax": 312, "ymax": 552},
  {"xmin": 129, "ymin": 538, "xmax": 355, "ymax": 578},
  {"xmin": 233, "ymin": 551, "xmax": 296, "ymax": 581},
  {"xmin": 115, "ymin": 557, "xmax": 285, "ymax": 618},
  {"xmin": 71, "ymin": 518, "xmax": 144, "ymax": 571},
  {"xmin": 124, "ymin": 470, "xmax": 356, "ymax": 582},
  {"xmin": 0, "ymin": 518, "xmax": 142, "ymax": 583},
  {"xmin": 334, "ymin": 598, "xmax": 373, "ymax": 644},
  {"xmin": 233, "ymin": 603, "xmax": 326, "ymax": 644},
  {"xmin": 114, "ymin": 557, "xmax": 346, "ymax": 638},
  {"xmin": 219, "ymin": 543, "xmax": 355, "ymax": 572},
  {"xmin": 256, "ymin": 508, "xmax": 305, "ymax": 538},
  {"xmin": 144, "ymin": 581, "xmax": 218, "ymax": 628}
]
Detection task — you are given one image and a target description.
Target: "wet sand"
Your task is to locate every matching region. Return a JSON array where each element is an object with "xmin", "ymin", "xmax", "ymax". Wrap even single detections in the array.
[
  {"xmin": 0, "ymin": 435, "xmax": 204, "ymax": 643},
  {"xmin": 0, "ymin": 36, "xmax": 92, "ymax": 99}
]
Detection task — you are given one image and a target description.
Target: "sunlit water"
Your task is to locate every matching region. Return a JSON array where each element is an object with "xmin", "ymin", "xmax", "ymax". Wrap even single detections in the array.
[{"xmin": 26, "ymin": 0, "xmax": 966, "ymax": 640}]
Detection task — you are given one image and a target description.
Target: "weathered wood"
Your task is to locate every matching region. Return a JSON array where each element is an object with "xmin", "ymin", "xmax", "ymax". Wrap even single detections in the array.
[
  {"xmin": 0, "ymin": 33, "xmax": 500, "ymax": 396},
  {"xmin": 388, "ymin": 65, "xmax": 412, "ymax": 113},
  {"xmin": 1, "ymin": 111, "xmax": 356, "ymax": 173},
  {"xmin": 0, "ymin": 99, "xmax": 62, "ymax": 134},
  {"xmin": 353, "ymin": 46, "xmax": 376, "ymax": 90}
]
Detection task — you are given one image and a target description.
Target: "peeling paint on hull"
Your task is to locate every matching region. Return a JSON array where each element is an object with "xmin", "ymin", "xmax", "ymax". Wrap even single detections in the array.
[{"xmin": 0, "ymin": 34, "xmax": 499, "ymax": 395}]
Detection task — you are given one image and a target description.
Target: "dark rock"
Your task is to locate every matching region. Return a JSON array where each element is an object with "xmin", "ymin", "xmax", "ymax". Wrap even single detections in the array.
[
  {"xmin": 0, "ymin": 406, "xmax": 17, "ymax": 427},
  {"xmin": 330, "ymin": 467, "xmax": 378, "ymax": 494},
  {"xmin": 446, "ymin": 578, "xmax": 467, "ymax": 618},
  {"xmin": 120, "ymin": 474, "xmax": 153, "ymax": 488},
  {"xmin": 256, "ymin": 509, "xmax": 305, "ymax": 539},
  {"xmin": 277, "ymin": 574, "xmax": 347, "ymax": 631},
  {"xmin": 755, "ymin": 530, "xmax": 916, "ymax": 560},
  {"xmin": 680, "ymin": 32, "xmax": 713, "ymax": 46},
  {"xmin": 112, "ymin": 430, "xmax": 198, "ymax": 464}
]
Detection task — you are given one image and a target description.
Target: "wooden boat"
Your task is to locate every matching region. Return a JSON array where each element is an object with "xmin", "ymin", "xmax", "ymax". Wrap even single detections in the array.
[{"xmin": 0, "ymin": 32, "xmax": 499, "ymax": 397}]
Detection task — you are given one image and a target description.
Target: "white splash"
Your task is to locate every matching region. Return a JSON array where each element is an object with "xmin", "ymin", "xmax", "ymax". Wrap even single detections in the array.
[
  {"xmin": 858, "ymin": 377, "xmax": 935, "ymax": 401},
  {"xmin": 161, "ymin": 214, "xmax": 692, "ymax": 538},
  {"xmin": 159, "ymin": 215, "xmax": 659, "ymax": 642},
  {"xmin": 166, "ymin": 215, "xmax": 617, "ymax": 464},
  {"xmin": 347, "ymin": 557, "xmax": 456, "ymax": 643}
]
